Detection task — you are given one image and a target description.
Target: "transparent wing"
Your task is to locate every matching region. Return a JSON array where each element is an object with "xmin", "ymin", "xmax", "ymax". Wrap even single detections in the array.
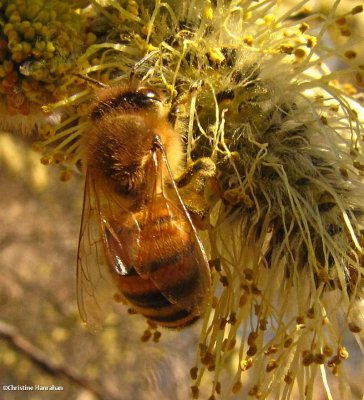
[
  {"xmin": 76, "ymin": 171, "xmax": 140, "ymax": 330},
  {"xmin": 133, "ymin": 138, "xmax": 212, "ymax": 314}
]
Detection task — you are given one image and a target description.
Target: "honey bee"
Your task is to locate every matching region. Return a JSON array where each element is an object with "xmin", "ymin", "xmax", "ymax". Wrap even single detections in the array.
[{"xmin": 77, "ymin": 82, "xmax": 213, "ymax": 329}]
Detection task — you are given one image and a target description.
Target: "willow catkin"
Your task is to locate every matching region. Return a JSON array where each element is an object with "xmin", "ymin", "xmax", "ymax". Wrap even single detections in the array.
[{"xmin": 7, "ymin": 1, "xmax": 363, "ymax": 398}]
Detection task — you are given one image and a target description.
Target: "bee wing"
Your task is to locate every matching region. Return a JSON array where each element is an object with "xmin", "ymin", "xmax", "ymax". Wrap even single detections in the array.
[
  {"xmin": 134, "ymin": 138, "xmax": 211, "ymax": 314},
  {"xmin": 77, "ymin": 170, "xmax": 140, "ymax": 330}
]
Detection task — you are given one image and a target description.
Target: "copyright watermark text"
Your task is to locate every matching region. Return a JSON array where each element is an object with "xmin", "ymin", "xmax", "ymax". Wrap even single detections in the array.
[{"xmin": 2, "ymin": 385, "xmax": 64, "ymax": 391}]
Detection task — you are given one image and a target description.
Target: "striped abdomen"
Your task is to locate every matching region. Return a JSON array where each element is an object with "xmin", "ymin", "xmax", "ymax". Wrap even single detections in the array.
[{"xmin": 105, "ymin": 200, "xmax": 208, "ymax": 329}]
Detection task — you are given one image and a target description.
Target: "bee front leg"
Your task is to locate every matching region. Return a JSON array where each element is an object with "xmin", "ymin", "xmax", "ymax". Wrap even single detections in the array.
[{"xmin": 176, "ymin": 158, "xmax": 216, "ymax": 230}]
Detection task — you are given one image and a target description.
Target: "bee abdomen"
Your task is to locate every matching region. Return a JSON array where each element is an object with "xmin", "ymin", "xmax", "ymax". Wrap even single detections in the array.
[
  {"xmin": 119, "ymin": 281, "xmax": 201, "ymax": 328},
  {"xmin": 145, "ymin": 307, "xmax": 200, "ymax": 329},
  {"xmin": 115, "ymin": 263, "xmax": 202, "ymax": 328},
  {"xmin": 108, "ymin": 206, "xmax": 207, "ymax": 328},
  {"xmin": 123, "ymin": 288, "xmax": 171, "ymax": 309},
  {"xmin": 122, "ymin": 266, "xmax": 200, "ymax": 306},
  {"xmin": 127, "ymin": 287, "xmax": 200, "ymax": 328}
]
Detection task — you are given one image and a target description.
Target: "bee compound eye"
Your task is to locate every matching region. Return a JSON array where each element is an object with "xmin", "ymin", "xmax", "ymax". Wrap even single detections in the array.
[{"xmin": 138, "ymin": 88, "xmax": 162, "ymax": 102}]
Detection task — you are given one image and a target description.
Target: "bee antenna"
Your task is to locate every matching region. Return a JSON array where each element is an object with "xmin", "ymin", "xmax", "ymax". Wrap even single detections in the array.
[
  {"xmin": 129, "ymin": 50, "xmax": 160, "ymax": 83},
  {"xmin": 151, "ymin": 135, "xmax": 164, "ymax": 152},
  {"xmin": 73, "ymin": 73, "xmax": 109, "ymax": 89}
]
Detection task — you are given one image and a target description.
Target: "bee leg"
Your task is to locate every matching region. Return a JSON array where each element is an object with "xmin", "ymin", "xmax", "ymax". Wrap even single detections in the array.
[
  {"xmin": 176, "ymin": 158, "xmax": 216, "ymax": 229},
  {"xmin": 72, "ymin": 73, "xmax": 109, "ymax": 88},
  {"xmin": 129, "ymin": 50, "xmax": 160, "ymax": 82},
  {"xmin": 176, "ymin": 158, "xmax": 216, "ymax": 188}
]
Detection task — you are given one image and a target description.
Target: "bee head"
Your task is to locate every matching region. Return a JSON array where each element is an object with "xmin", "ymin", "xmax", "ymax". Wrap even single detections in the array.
[{"xmin": 91, "ymin": 86, "xmax": 164, "ymax": 120}]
